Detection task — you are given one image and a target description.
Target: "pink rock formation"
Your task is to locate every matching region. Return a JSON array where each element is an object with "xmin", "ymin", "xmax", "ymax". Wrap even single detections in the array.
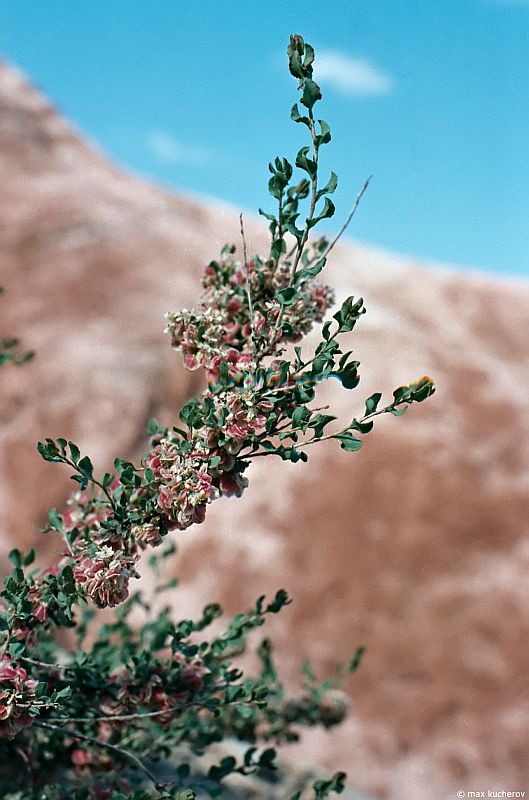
[{"xmin": 1, "ymin": 61, "xmax": 528, "ymax": 799}]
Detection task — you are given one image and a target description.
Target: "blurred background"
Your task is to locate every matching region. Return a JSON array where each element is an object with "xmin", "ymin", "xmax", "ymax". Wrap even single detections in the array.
[{"xmin": 0, "ymin": 2, "xmax": 528, "ymax": 799}]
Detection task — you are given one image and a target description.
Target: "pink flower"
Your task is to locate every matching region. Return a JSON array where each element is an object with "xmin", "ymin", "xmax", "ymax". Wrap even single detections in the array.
[
  {"xmin": 207, "ymin": 348, "xmax": 253, "ymax": 384},
  {"xmin": 165, "ymin": 307, "xmax": 225, "ymax": 372},
  {"xmin": 73, "ymin": 546, "xmax": 140, "ymax": 608},
  {"xmin": 0, "ymin": 659, "xmax": 39, "ymax": 740},
  {"xmin": 71, "ymin": 748, "xmax": 92, "ymax": 766},
  {"xmin": 227, "ymin": 298, "xmax": 242, "ymax": 314},
  {"xmin": 183, "ymin": 353, "xmax": 200, "ymax": 370},
  {"xmin": 172, "ymin": 652, "xmax": 209, "ymax": 693},
  {"xmin": 221, "ymin": 391, "xmax": 270, "ymax": 443},
  {"xmin": 158, "ymin": 465, "xmax": 218, "ymax": 530},
  {"xmin": 131, "ymin": 522, "xmax": 163, "ymax": 547},
  {"xmin": 28, "ymin": 585, "xmax": 48, "ymax": 624},
  {"xmin": 146, "ymin": 446, "xmax": 162, "ymax": 474},
  {"xmin": 218, "ymin": 471, "xmax": 249, "ymax": 498}
]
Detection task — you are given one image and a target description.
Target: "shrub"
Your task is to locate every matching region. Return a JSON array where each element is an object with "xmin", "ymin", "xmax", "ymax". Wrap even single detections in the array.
[{"xmin": 0, "ymin": 35, "xmax": 434, "ymax": 800}]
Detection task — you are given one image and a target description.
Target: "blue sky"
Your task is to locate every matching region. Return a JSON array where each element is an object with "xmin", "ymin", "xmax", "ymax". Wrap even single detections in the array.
[{"xmin": 0, "ymin": 0, "xmax": 528, "ymax": 276}]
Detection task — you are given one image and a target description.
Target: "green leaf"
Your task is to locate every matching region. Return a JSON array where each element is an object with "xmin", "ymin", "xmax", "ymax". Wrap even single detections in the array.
[
  {"xmin": 259, "ymin": 208, "xmax": 278, "ymax": 236},
  {"xmin": 301, "ymin": 77, "xmax": 322, "ymax": 110},
  {"xmin": 316, "ymin": 119, "xmax": 331, "ymax": 146},
  {"xmin": 179, "ymin": 398, "xmax": 203, "ymax": 427},
  {"xmin": 291, "ymin": 406, "xmax": 311, "ymax": 427},
  {"xmin": 102, "ymin": 472, "xmax": 114, "ymax": 488},
  {"xmin": 266, "ymin": 589, "xmax": 292, "ymax": 613},
  {"xmin": 296, "ymin": 256, "xmax": 327, "ymax": 282},
  {"xmin": 290, "ymin": 103, "xmax": 310, "ymax": 127},
  {"xmin": 208, "ymin": 755, "xmax": 237, "ymax": 781},
  {"xmin": 9, "ymin": 641, "xmax": 25, "ymax": 659},
  {"xmin": 8, "ymin": 549, "xmax": 22, "ymax": 568},
  {"xmin": 259, "ymin": 208, "xmax": 276, "ymax": 222},
  {"xmin": 313, "ymin": 772, "xmax": 347, "ymax": 799},
  {"xmin": 269, "ymin": 174, "xmax": 285, "ymax": 200},
  {"xmin": 271, "ymin": 237, "xmax": 286, "ymax": 260},
  {"xmin": 68, "ymin": 442, "xmax": 81, "ymax": 465},
  {"xmin": 307, "ymin": 197, "xmax": 335, "ymax": 229},
  {"xmin": 392, "ymin": 385, "xmax": 413, "ymax": 403},
  {"xmin": 333, "ymin": 296, "xmax": 366, "ymax": 332},
  {"xmin": 409, "ymin": 376, "xmax": 435, "ymax": 402},
  {"xmin": 309, "ymin": 414, "xmax": 337, "ymax": 438},
  {"xmin": 303, "ymin": 43, "xmax": 315, "ymax": 70},
  {"xmin": 349, "ymin": 418, "xmax": 374, "ymax": 434},
  {"xmin": 146, "ymin": 417, "xmax": 159, "ymax": 435},
  {"xmin": 365, "ymin": 393, "xmax": 382, "ymax": 415},
  {"xmin": 46, "ymin": 506, "xmax": 62, "ymax": 531},
  {"xmin": 284, "ymin": 218, "xmax": 304, "ymax": 242},
  {"xmin": 322, "ymin": 320, "xmax": 332, "ymax": 341},
  {"xmin": 316, "ymin": 171, "xmax": 338, "ymax": 200},
  {"xmin": 37, "ymin": 439, "xmax": 62, "ymax": 463},
  {"xmin": 78, "ymin": 455, "xmax": 93, "ymax": 478},
  {"xmin": 348, "ymin": 645, "xmax": 366, "ymax": 673},
  {"xmin": 258, "ymin": 747, "xmax": 277, "ymax": 769},
  {"xmin": 336, "ymin": 361, "xmax": 360, "ymax": 390},
  {"xmin": 295, "ymin": 146, "xmax": 317, "ymax": 179},
  {"xmin": 278, "ymin": 445, "xmax": 308, "ymax": 462},
  {"xmin": 288, "ymin": 35, "xmax": 306, "ymax": 79},
  {"xmin": 335, "ymin": 433, "xmax": 363, "ymax": 452},
  {"xmin": 276, "ymin": 287, "xmax": 297, "ymax": 306}
]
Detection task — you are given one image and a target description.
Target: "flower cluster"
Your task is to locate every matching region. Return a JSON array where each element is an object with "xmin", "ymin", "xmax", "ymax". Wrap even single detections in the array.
[
  {"xmin": 72, "ymin": 546, "xmax": 140, "ymax": 608},
  {"xmin": 165, "ymin": 245, "xmax": 335, "ymax": 367},
  {"xmin": 165, "ymin": 306, "xmax": 226, "ymax": 371},
  {"xmin": 155, "ymin": 448, "xmax": 220, "ymax": 530},
  {"xmin": 54, "ymin": 484, "xmax": 166, "ymax": 607},
  {"xmin": 0, "ymin": 659, "xmax": 39, "ymax": 740},
  {"xmin": 93, "ymin": 651, "xmax": 208, "ymax": 727}
]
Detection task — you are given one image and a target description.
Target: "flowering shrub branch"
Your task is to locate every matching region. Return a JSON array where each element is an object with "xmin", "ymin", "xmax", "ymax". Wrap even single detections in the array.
[{"xmin": 0, "ymin": 34, "xmax": 434, "ymax": 800}]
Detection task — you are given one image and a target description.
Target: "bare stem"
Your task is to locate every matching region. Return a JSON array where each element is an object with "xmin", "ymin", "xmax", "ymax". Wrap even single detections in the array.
[
  {"xmin": 322, "ymin": 176, "xmax": 372, "ymax": 259},
  {"xmin": 34, "ymin": 720, "xmax": 165, "ymax": 791},
  {"xmin": 21, "ymin": 656, "xmax": 71, "ymax": 673},
  {"xmin": 239, "ymin": 213, "xmax": 256, "ymax": 354},
  {"xmin": 61, "ymin": 455, "xmax": 117, "ymax": 514},
  {"xmin": 49, "ymin": 704, "xmax": 187, "ymax": 724},
  {"xmin": 242, "ymin": 398, "xmax": 406, "ymax": 461}
]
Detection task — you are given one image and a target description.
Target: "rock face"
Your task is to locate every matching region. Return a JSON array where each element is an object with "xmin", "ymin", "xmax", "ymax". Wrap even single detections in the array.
[{"xmin": 1, "ymin": 61, "xmax": 529, "ymax": 800}]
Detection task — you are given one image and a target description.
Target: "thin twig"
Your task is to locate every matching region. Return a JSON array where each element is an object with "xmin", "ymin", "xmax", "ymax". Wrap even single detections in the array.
[
  {"xmin": 322, "ymin": 176, "xmax": 372, "ymax": 259},
  {"xmin": 49, "ymin": 704, "xmax": 187, "ymax": 724},
  {"xmin": 242, "ymin": 399, "xmax": 404, "ymax": 461},
  {"xmin": 239, "ymin": 213, "xmax": 256, "ymax": 354},
  {"xmin": 60, "ymin": 454, "xmax": 118, "ymax": 514},
  {"xmin": 34, "ymin": 720, "xmax": 165, "ymax": 791},
  {"xmin": 45, "ymin": 681, "xmax": 233, "ymax": 725},
  {"xmin": 21, "ymin": 656, "xmax": 72, "ymax": 673}
]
